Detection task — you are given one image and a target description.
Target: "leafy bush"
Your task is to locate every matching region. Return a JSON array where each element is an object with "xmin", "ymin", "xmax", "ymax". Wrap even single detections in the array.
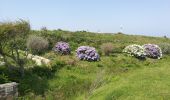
[
  {"xmin": 123, "ymin": 44, "xmax": 146, "ymax": 59},
  {"xmin": 159, "ymin": 43, "xmax": 170, "ymax": 55},
  {"xmin": 0, "ymin": 73, "xmax": 10, "ymax": 84},
  {"xmin": 31, "ymin": 66, "xmax": 53, "ymax": 78},
  {"xmin": 76, "ymin": 46, "xmax": 100, "ymax": 61},
  {"xmin": 53, "ymin": 41, "xmax": 71, "ymax": 55},
  {"xmin": 100, "ymin": 43, "xmax": 114, "ymax": 56},
  {"xmin": 27, "ymin": 35, "xmax": 49, "ymax": 54},
  {"xmin": 0, "ymin": 19, "xmax": 30, "ymax": 76},
  {"xmin": 51, "ymin": 60, "xmax": 66, "ymax": 72},
  {"xmin": 143, "ymin": 44, "xmax": 162, "ymax": 59},
  {"xmin": 112, "ymin": 45, "xmax": 125, "ymax": 53}
]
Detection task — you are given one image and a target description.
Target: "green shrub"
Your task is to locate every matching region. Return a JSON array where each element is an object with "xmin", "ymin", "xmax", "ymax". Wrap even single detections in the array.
[
  {"xmin": 159, "ymin": 43, "xmax": 170, "ymax": 55},
  {"xmin": 100, "ymin": 43, "xmax": 114, "ymax": 56},
  {"xmin": 27, "ymin": 35, "xmax": 49, "ymax": 54},
  {"xmin": 51, "ymin": 60, "xmax": 66, "ymax": 72},
  {"xmin": 0, "ymin": 73, "xmax": 10, "ymax": 84},
  {"xmin": 31, "ymin": 66, "xmax": 53, "ymax": 78},
  {"xmin": 112, "ymin": 45, "xmax": 125, "ymax": 53}
]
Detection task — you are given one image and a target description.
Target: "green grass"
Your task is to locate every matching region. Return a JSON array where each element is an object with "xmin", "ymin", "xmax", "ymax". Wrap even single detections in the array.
[
  {"xmin": 18, "ymin": 54, "xmax": 170, "ymax": 100},
  {"xmin": 77, "ymin": 56, "xmax": 170, "ymax": 100}
]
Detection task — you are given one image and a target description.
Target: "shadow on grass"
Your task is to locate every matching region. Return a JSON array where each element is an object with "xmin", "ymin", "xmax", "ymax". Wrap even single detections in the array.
[{"xmin": 0, "ymin": 60, "xmax": 66, "ymax": 96}]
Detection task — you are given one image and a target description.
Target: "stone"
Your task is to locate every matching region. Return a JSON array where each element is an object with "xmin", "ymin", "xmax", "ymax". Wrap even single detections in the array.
[{"xmin": 0, "ymin": 82, "xmax": 18, "ymax": 99}]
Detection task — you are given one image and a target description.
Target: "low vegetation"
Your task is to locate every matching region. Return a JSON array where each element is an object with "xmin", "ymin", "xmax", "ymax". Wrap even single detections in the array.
[
  {"xmin": 27, "ymin": 35, "xmax": 49, "ymax": 54},
  {"xmin": 159, "ymin": 43, "xmax": 170, "ymax": 55},
  {"xmin": 100, "ymin": 43, "xmax": 114, "ymax": 56}
]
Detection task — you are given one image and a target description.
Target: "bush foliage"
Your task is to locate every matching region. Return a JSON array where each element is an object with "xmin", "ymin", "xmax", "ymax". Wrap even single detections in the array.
[
  {"xmin": 159, "ymin": 43, "xmax": 170, "ymax": 55},
  {"xmin": 53, "ymin": 41, "xmax": 71, "ymax": 55},
  {"xmin": 27, "ymin": 35, "xmax": 49, "ymax": 54},
  {"xmin": 143, "ymin": 44, "xmax": 162, "ymax": 59},
  {"xmin": 123, "ymin": 44, "xmax": 146, "ymax": 59},
  {"xmin": 100, "ymin": 43, "xmax": 114, "ymax": 56},
  {"xmin": 76, "ymin": 46, "xmax": 100, "ymax": 61}
]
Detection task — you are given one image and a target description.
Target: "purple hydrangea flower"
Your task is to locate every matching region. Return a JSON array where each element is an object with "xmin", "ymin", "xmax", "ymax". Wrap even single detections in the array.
[
  {"xmin": 143, "ymin": 44, "xmax": 162, "ymax": 59},
  {"xmin": 76, "ymin": 46, "xmax": 100, "ymax": 61},
  {"xmin": 53, "ymin": 41, "xmax": 71, "ymax": 55}
]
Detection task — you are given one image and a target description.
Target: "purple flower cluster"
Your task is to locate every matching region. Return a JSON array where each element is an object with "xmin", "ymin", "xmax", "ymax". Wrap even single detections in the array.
[
  {"xmin": 143, "ymin": 44, "xmax": 162, "ymax": 59},
  {"xmin": 76, "ymin": 46, "xmax": 100, "ymax": 61},
  {"xmin": 53, "ymin": 41, "xmax": 71, "ymax": 55}
]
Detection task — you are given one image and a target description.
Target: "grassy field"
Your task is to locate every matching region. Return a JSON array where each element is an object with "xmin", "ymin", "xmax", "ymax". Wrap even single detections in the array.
[
  {"xmin": 80, "ymin": 56, "xmax": 170, "ymax": 100},
  {"xmin": 1, "ymin": 30, "xmax": 170, "ymax": 100},
  {"xmin": 19, "ymin": 52, "xmax": 170, "ymax": 100}
]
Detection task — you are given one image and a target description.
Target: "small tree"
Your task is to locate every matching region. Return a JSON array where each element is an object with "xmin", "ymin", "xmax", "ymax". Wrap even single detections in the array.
[
  {"xmin": 27, "ymin": 35, "xmax": 49, "ymax": 54},
  {"xmin": 100, "ymin": 43, "xmax": 114, "ymax": 56},
  {"xmin": 0, "ymin": 19, "xmax": 30, "ymax": 76}
]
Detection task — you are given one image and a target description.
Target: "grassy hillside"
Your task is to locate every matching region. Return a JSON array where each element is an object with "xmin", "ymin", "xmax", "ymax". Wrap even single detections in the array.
[
  {"xmin": 1, "ymin": 29, "xmax": 170, "ymax": 100},
  {"xmin": 77, "ymin": 56, "xmax": 170, "ymax": 100}
]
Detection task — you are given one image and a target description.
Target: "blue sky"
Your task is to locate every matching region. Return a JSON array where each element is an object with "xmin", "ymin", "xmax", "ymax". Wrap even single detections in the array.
[{"xmin": 0, "ymin": 0, "xmax": 170, "ymax": 37}]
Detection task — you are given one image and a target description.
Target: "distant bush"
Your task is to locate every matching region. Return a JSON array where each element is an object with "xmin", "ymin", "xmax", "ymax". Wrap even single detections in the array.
[
  {"xmin": 100, "ymin": 43, "xmax": 114, "ymax": 56},
  {"xmin": 159, "ymin": 43, "xmax": 170, "ymax": 55},
  {"xmin": 123, "ymin": 44, "xmax": 146, "ymax": 59},
  {"xmin": 113, "ymin": 45, "xmax": 125, "ymax": 53},
  {"xmin": 27, "ymin": 35, "xmax": 49, "ymax": 54},
  {"xmin": 40, "ymin": 26, "xmax": 48, "ymax": 31},
  {"xmin": 117, "ymin": 32, "xmax": 124, "ymax": 34},
  {"xmin": 76, "ymin": 46, "xmax": 100, "ymax": 61},
  {"xmin": 53, "ymin": 41, "xmax": 71, "ymax": 55},
  {"xmin": 143, "ymin": 44, "xmax": 162, "ymax": 59}
]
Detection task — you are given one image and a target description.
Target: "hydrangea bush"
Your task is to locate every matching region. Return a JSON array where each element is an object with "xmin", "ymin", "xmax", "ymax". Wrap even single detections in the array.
[
  {"xmin": 123, "ymin": 44, "xmax": 146, "ymax": 59},
  {"xmin": 53, "ymin": 41, "xmax": 71, "ymax": 55},
  {"xmin": 76, "ymin": 46, "xmax": 100, "ymax": 61},
  {"xmin": 143, "ymin": 44, "xmax": 162, "ymax": 59}
]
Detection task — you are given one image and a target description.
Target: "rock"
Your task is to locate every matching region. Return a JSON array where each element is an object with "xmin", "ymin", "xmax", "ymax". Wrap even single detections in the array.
[
  {"xmin": 27, "ymin": 54, "xmax": 33, "ymax": 59},
  {"xmin": 0, "ymin": 82, "xmax": 18, "ymax": 99},
  {"xmin": 27, "ymin": 53, "xmax": 50, "ymax": 66}
]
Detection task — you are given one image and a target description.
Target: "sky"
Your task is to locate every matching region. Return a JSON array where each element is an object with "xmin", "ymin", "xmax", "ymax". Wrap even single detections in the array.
[{"xmin": 0, "ymin": 0, "xmax": 170, "ymax": 37}]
